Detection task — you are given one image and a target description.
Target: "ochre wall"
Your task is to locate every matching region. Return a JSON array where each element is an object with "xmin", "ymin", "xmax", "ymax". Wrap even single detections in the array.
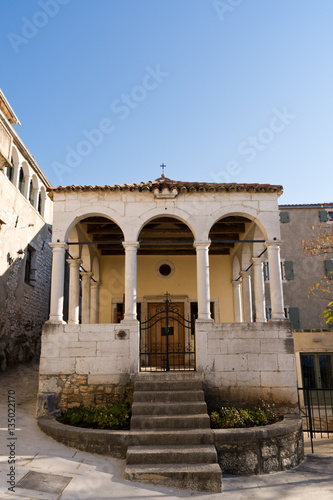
[{"xmin": 99, "ymin": 254, "xmax": 234, "ymax": 323}]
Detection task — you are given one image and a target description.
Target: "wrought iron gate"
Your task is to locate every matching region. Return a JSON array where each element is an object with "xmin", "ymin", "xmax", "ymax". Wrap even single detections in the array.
[{"xmin": 140, "ymin": 294, "xmax": 195, "ymax": 371}]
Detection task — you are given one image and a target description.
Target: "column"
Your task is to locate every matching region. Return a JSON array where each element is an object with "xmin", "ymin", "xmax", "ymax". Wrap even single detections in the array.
[
  {"xmin": 232, "ymin": 279, "xmax": 243, "ymax": 322},
  {"xmin": 67, "ymin": 258, "xmax": 81, "ymax": 324},
  {"xmin": 47, "ymin": 242, "xmax": 67, "ymax": 323},
  {"xmin": 252, "ymin": 257, "xmax": 267, "ymax": 322},
  {"xmin": 90, "ymin": 281, "xmax": 100, "ymax": 324},
  {"xmin": 24, "ymin": 176, "xmax": 31, "ymax": 199},
  {"xmin": 240, "ymin": 270, "xmax": 253, "ymax": 322},
  {"xmin": 122, "ymin": 242, "xmax": 139, "ymax": 321},
  {"xmin": 13, "ymin": 163, "xmax": 21, "ymax": 189},
  {"xmin": 81, "ymin": 271, "xmax": 93, "ymax": 324},
  {"xmin": 194, "ymin": 241, "xmax": 211, "ymax": 321},
  {"xmin": 266, "ymin": 241, "xmax": 285, "ymax": 320}
]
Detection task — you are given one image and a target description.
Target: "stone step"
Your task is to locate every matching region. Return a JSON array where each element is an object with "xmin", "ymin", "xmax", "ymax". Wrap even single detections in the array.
[
  {"xmin": 132, "ymin": 401, "xmax": 207, "ymax": 416},
  {"xmin": 133, "ymin": 390, "xmax": 205, "ymax": 403},
  {"xmin": 124, "ymin": 464, "xmax": 222, "ymax": 493},
  {"xmin": 126, "ymin": 445, "xmax": 217, "ymax": 465},
  {"xmin": 130, "ymin": 414, "xmax": 211, "ymax": 430},
  {"xmin": 128, "ymin": 429, "xmax": 214, "ymax": 446},
  {"xmin": 134, "ymin": 380, "xmax": 203, "ymax": 392}
]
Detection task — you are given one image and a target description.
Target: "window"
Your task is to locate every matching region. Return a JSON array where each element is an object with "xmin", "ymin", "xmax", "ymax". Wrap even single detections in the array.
[
  {"xmin": 264, "ymin": 259, "xmax": 294, "ymax": 282},
  {"xmin": 266, "ymin": 305, "xmax": 300, "ymax": 328},
  {"xmin": 28, "ymin": 180, "xmax": 34, "ymax": 206},
  {"xmin": 319, "ymin": 210, "xmax": 333, "ymax": 222},
  {"xmin": 6, "ymin": 164, "xmax": 14, "ymax": 183},
  {"xmin": 324, "ymin": 260, "xmax": 333, "ymax": 279},
  {"xmin": 24, "ymin": 246, "xmax": 36, "ymax": 286}
]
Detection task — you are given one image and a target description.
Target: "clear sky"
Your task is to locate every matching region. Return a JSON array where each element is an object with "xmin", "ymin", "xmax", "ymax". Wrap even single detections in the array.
[{"xmin": 1, "ymin": 0, "xmax": 333, "ymax": 204}]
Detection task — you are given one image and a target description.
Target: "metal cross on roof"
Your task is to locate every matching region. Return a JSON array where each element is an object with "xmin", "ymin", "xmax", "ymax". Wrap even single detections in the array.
[{"xmin": 160, "ymin": 163, "xmax": 166, "ymax": 178}]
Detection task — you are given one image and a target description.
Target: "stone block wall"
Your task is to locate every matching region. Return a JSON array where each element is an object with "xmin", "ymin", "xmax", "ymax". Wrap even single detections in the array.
[
  {"xmin": 37, "ymin": 323, "xmax": 135, "ymax": 415},
  {"xmin": 198, "ymin": 320, "xmax": 298, "ymax": 411},
  {"xmin": 0, "ymin": 177, "xmax": 52, "ymax": 370}
]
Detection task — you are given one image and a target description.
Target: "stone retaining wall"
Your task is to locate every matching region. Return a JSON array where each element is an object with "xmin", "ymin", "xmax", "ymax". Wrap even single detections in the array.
[{"xmin": 38, "ymin": 415, "xmax": 303, "ymax": 474}]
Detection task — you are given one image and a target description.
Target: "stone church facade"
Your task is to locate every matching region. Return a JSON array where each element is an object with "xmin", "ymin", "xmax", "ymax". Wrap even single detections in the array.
[{"xmin": 38, "ymin": 176, "xmax": 298, "ymax": 414}]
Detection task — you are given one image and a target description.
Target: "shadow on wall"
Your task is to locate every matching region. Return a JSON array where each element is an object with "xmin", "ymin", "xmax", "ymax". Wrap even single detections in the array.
[{"xmin": 0, "ymin": 224, "xmax": 52, "ymax": 371}]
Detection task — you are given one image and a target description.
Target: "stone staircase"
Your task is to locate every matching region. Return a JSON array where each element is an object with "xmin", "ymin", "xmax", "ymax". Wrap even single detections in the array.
[{"xmin": 124, "ymin": 375, "xmax": 222, "ymax": 492}]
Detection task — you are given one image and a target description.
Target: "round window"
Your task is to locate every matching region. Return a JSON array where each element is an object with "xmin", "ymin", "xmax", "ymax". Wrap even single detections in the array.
[
  {"xmin": 159, "ymin": 264, "xmax": 172, "ymax": 276},
  {"xmin": 156, "ymin": 260, "xmax": 175, "ymax": 279}
]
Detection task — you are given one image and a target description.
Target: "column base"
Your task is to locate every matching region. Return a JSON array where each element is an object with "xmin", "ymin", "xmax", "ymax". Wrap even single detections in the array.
[{"xmin": 45, "ymin": 318, "xmax": 66, "ymax": 325}]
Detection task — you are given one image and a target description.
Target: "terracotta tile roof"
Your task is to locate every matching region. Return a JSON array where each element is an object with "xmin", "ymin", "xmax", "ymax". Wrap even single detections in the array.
[{"xmin": 47, "ymin": 177, "xmax": 283, "ymax": 197}]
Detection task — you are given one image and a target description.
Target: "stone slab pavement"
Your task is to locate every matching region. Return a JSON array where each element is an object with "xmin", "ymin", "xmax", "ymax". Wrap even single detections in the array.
[{"xmin": 1, "ymin": 362, "xmax": 333, "ymax": 500}]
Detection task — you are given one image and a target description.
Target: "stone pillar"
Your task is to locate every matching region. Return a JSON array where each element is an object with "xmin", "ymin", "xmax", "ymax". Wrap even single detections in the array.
[
  {"xmin": 47, "ymin": 242, "xmax": 67, "ymax": 324},
  {"xmin": 240, "ymin": 270, "xmax": 253, "ymax": 322},
  {"xmin": 194, "ymin": 241, "xmax": 211, "ymax": 320},
  {"xmin": 81, "ymin": 271, "xmax": 93, "ymax": 324},
  {"xmin": 90, "ymin": 281, "xmax": 100, "ymax": 324},
  {"xmin": 122, "ymin": 242, "xmax": 139, "ymax": 321},
  {"xmin": 232, "ymin": 279, "xmax": 243, "ymax": 322},
  {"xmin": 24, "ymin": 176, "xmax": 31, "ymax": 200},
  {"xmin": 33, "ymin": 188, "xmax": 39, "ymax": 210},
  {"xmin": 67, "ymin": 258, "xmax": 82, "ymax": 324},
  {"xmin": 13, "ymin": 163, "xmax": 21, "ymax": 189},
  {"xmin": 251, "ymin": 257, "xmax": 267, "ymax": 322},
  {"xmin": 266, "ymin": 241, "xmax": 285, "ymax": 320}
]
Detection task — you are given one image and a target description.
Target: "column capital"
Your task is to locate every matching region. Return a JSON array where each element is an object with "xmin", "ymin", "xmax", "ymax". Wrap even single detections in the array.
[
  {"xmin": 66, "ymin": 258, "xmax": 82, "ymax": 266},
  {"xmin": 251, "ymin": 256, "xmax": 266, "ymax": 265},
  {"xmin": 122, "ymin": 241, "xmax": 140, "ymax": 250},
  {"xmin": 265, "ymin": 240, "xmax": 283, "ymax": 248},
  {"xmin": 193, "ymin": 240, "xmax": 211, "ymax": 250},
  {"xmin": 232, "ymin": 279, "xmax": 241, "ymax": 286},
  {"xmin": 91, "ymin": 280, "xmax": 100, "ymax": 289},
  {"xmin": 49, "ymin": 241, "xmax": 68, "ymax": 251},
  {"xmin": 239, "ymin": 270, "xmax": 251, "ymax": 278},
  {"xmin": 80, "ymin": 271, "xmax": 93, "ymax": 284}
]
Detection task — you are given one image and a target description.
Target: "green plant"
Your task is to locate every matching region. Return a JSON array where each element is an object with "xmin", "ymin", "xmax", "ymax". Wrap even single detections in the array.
[
  {"xmin": 210, "ymin": 401, "xmax": 279, "ymax": 429},
  {"xmin": 58, "ymin": 402, "xmax": 131, "ymax": 430}
]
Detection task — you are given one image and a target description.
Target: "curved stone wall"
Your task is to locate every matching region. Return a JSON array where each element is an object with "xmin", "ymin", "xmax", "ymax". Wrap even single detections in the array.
[{"xmin": 38, "ymin": 415, "xmax": 303, "ymax": 475}]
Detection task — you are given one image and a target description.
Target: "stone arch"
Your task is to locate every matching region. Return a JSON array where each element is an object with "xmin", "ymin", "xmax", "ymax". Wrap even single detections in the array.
[
  {"xmin": 64, "ymin": 212, "xmax": 124, "ymax": 243},
  {"xmin": 39, "ymin": 186, "xmax": 47, "ymax": 218},
  {"xmin": 136, "ymin": 208, "xmax": 197, "ymax": 242},
  {"xmin": 208, "ymin": 207, "xmax": 269, "ymax": 241}
]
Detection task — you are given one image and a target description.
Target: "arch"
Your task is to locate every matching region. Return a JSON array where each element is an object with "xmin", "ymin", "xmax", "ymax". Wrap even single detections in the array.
[
  {"xmin": 136, "ymin": 211, "xmax": 196, "ymax": 242},
  {"xmin": 18, "ymin": 167, "xmax": 25, "ymax": 195},
  {"xmin": 64, "ymin": 212, "xmax": 124, "ymax": 243},
  {"xmin": 11, "ymin": 145, "xmax": 20, "ymax": 167},
  {"xmin": 39, "ymin": 186, "xmax": 47, "ymax": 218},
  {"xmin": 208, "ymin": 207, "xmax": 269, "ymax": 241}
]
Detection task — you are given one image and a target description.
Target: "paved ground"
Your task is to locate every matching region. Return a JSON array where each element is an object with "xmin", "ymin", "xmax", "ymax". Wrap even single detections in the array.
[{"xmin": 1, "ymin": 362, "xmax": 333, "ymax": 500}]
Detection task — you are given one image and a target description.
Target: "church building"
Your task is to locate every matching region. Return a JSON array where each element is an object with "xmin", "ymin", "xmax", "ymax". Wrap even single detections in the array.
[{"xmin": 37, "ymin": 173, "xmax": 298, "ymax": 414}]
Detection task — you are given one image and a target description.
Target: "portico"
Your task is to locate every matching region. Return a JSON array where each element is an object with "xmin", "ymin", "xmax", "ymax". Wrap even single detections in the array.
[{"xmin": 38, "ymin": 177, "xmax": 298, "ymax": 414}]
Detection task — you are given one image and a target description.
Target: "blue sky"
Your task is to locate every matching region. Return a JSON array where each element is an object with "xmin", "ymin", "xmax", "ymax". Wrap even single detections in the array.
[{"xmin": 1, "ymin": 0, "xmax": 333, "ymax": 204}]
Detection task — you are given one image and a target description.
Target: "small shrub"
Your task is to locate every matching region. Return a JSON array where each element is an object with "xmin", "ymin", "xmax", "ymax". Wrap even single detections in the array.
[
  {"xmin": 210, "ymin": 401, "xmax": 280, "ymax": 429},
  {"xmin": 58, "ymin": 402, "xmax": 131, "ymax": 430}
]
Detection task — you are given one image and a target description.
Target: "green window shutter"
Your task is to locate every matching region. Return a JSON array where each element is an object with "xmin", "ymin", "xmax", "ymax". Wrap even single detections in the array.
[
  {"xmin": 284, "ymin": 261, "xmax": 294, "ymax": 280},
  {"xmin": 280, "ymin": 211, "xmax": 290, "ymax": 223},
  {"xmin": 319, "ymin": 210, "xmax": 328, "ymax": 222},
  {"xmin": 324, "ymin": 260, "xmax": 333, "ymax": 279},
  {"xmin": 289, "ymin": 307, "xmax": 300, "ymax": 329}
]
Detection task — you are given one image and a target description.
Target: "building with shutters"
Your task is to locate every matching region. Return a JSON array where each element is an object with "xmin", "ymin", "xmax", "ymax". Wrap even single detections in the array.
[
  {"xmin": 278, "ymin": 204, "xmax": 333, "ymax": 391},
  {"xmin": 37, "ymin": 176, "xmax": 301, "ymax": 415},
  {"xmin": 0, "ymin": 89, "xmax": 53, "ymax": 370}
]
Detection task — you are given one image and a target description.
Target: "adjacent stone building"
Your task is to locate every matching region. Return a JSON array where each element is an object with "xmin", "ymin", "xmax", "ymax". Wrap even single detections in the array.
[
  {"xmin": 0, "ymin": 89, "xmax": 53, "ymax": 370},
  {"xmin": 38, "ymin": 177, "xmax": 299, "ymax": 414}
]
